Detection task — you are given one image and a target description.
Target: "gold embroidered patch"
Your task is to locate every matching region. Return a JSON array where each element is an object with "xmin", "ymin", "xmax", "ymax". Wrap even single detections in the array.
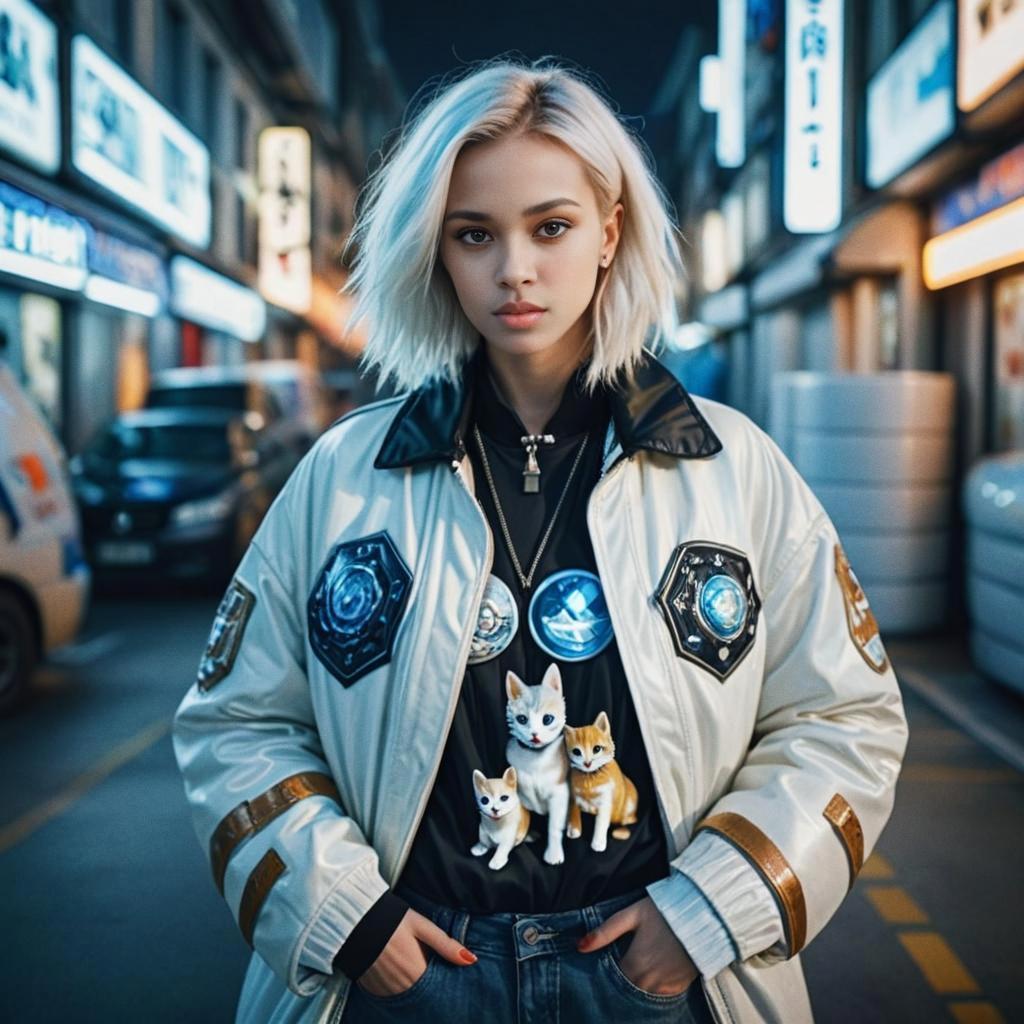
[{"xmin": 834, "ymin": 544, "xmax": 889, "ymax": 674}]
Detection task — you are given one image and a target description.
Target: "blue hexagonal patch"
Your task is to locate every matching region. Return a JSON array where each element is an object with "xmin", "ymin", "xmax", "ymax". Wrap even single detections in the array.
[
  {"xmin": 654, "ymin": 541, "xmax": 760, "ymax": 681},
  {"xmin": 308, "ymin": 531, "xmax": 413, "ymax": 687}
]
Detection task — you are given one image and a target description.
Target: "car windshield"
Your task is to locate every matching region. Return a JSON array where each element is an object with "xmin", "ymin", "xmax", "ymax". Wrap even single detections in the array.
[
  {"xmin": 87, "ymin": 422, "xmax": 231, "ymax": 463},
  {"xmin": 147, "ymin": 384, "xmax": 247, "ymax": 412}
]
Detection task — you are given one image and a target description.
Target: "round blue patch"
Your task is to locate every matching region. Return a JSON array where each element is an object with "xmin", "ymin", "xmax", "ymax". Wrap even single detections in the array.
[
  {"xmin": 468, "ymin": 574, "xmax": 519, "ymax": 664},
  {"xmin": 697, "ymin": 573, "xmax": 748, "ymax": 641},
  {"xmin": 527, "ymin": 569, "xmax": 614, "ymax": 662},
  {"xmin": 329, "ymin": 564, "xmax": 383, "ymax": 634}
]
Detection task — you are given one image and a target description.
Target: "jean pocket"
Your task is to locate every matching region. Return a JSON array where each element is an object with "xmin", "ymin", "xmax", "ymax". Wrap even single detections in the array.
[
  {"xmin": 600, "ymin": 937, "xmax": 694, "ymax": 1007},
  {"xmin": 354, "ymin": 949, "xmax": 439, "ymax": 1006}
]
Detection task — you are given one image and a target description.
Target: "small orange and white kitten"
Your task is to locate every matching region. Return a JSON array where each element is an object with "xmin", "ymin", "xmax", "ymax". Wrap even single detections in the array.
[
  {"xmin": 564, "ymin": 711, "xmax": 638, "ymax": 852},
  {"xmin": 470, "ymin": 766, "xmax": 531, "ymax": 870}
]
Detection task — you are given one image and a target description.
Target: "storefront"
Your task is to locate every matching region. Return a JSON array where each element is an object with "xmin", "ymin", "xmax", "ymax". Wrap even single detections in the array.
[
  {"xmin": 0, "ymin": 180, "xmax": 87, "ymax": 440},
  {"xmin": 0, "ymin": 177, "xmax": 169, "ymax": 454},
  {"xmin": 169, "ymin": 255, "xmax": 267, "ymax": 366},
  {"xmin": 924, "ymin": 142, "xmax": 1024, "ymax": 462}
]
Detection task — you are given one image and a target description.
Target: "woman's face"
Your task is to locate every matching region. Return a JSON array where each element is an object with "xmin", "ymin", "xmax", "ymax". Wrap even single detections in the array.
[{"xmin": 439, "ymin": 132, "xmax": 622, "ymax": 363}]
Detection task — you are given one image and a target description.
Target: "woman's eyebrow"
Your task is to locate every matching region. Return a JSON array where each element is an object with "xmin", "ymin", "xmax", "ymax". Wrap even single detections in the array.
[{"xmin": 443, "ymin": 197, "xmax": 582, "ymax": 223}]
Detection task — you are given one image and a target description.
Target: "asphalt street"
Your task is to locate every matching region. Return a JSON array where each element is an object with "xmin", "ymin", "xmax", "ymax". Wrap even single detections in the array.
[{"xmin": 0, "ymin": 590, "xmax": 1020, "ymax": 1023}]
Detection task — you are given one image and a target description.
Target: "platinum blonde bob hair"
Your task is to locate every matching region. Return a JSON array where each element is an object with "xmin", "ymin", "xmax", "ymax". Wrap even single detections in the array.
[{"xmin": 342, "ymin": 56, "xmax": 685, "ymax": 395}]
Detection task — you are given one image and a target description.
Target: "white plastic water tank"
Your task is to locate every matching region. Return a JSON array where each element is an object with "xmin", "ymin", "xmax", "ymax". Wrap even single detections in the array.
[
  {"xmin": 963, "ymin": 454, "xmax": 1024, "ymax": 695},
  {"xmin": 770, "ymin": 372, "xmax": 955, "ymax": 633}
]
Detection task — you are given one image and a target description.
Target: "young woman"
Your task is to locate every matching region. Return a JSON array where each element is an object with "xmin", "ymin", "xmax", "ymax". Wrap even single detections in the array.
[{"xmin": 173, "ymin": 58, "xmax": 908, "ymax": 1024}]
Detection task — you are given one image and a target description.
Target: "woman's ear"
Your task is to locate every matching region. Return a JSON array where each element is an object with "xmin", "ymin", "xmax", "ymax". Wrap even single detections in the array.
[{"xmin": 602, "ymin": 201, "xmax": 624, "ymax": 262}]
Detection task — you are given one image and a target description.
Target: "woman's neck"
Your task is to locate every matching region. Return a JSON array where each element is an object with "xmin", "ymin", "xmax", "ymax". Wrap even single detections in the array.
[{"xmin": 483, "ymin": 338, "xmax": 591, "ymax": 435}]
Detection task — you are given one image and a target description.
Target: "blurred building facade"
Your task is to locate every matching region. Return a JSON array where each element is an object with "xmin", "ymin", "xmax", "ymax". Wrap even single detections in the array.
[
  {"xmin": 0, "ymin": 0, "xmax": 403, "ymax": 454},
  {"xmin": 653, "ymin": 0, "xmax": 1024, "ymax": 645}
]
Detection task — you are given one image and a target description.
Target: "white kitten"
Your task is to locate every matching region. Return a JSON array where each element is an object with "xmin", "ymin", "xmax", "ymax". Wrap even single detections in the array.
[
  {"xmin": 470, "ymin": 766, "xmax": 530, "ymax": 870},
  {"xmin": 505, "ymin": 663, "xmax": 571, "ymax": 866}
]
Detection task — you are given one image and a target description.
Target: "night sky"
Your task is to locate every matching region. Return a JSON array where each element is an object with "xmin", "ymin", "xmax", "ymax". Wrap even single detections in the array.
[{"xmin": 376, "ymin": 1, "xmax": 715, "ymax": 134}]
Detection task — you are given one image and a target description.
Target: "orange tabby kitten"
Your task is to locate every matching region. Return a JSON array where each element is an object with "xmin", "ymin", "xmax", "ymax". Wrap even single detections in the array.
[{"xmin": 564, "ymin": 711, "xmax": 638, "ymax": 852}]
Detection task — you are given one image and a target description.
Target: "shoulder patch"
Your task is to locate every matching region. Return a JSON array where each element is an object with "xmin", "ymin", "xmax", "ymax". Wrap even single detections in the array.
[
  {"xmin": 834, "ymin": 544, "xmax": 889, "ymax": 674},
  {"xmin": 197, "ymin": 578, "xmax": 256, "ymax": 691},
  {"xmin": 655, "ymin": 541, "xmax": 760, "ymax": 681},
  {"xmin": 308, "ymin": 530, "xmax": 412, "ymax": 687}
]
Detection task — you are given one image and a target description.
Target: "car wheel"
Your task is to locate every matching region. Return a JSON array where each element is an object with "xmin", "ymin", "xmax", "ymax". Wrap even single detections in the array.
[{"xmin": 0, "ymin": 591, "xmax": 37, "ymax": 715}]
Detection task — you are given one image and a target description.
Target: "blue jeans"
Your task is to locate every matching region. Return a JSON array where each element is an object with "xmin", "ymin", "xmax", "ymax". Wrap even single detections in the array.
[{"xmin": 341, "ymin": 885, "xmax": 717, "ymax": 1023}]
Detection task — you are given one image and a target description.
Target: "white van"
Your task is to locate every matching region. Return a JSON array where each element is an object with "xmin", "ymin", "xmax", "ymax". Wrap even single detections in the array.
[{"xmin": 0, "ymin": 362, "xmax": 90, "ymax": 713}]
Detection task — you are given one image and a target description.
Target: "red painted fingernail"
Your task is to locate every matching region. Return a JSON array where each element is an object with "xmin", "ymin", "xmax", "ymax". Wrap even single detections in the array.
[
  {"xmin": 577, "ymin": 935, "xmax": 592, "ymax": 951},
  {"xmin": 459, "ymin": 948, "xmax": 478, "ymax": 964}
]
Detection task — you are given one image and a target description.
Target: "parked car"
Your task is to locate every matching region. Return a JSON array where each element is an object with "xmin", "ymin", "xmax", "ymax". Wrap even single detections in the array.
[
  {"xmin": 145, "ymin": 360, "xmax": 330, "ymax": 455},
  {"xmin": 71, "ymin": 406, "xmax": 297, "ymax": 587},
  {"xmin": 0, "ymin": 362, "xmax": 90, "ymax": 714}
]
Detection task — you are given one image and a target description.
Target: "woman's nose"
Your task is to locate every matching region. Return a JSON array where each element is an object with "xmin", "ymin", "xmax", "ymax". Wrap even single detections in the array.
[{"xmin": 495, "ymin": 241, "xmax": 536, "ymax": 288}]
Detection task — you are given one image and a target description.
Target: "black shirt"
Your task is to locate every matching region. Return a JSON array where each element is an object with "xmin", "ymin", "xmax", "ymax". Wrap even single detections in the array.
[{"xmin": 333, "ymin": 353, "xmax": 670, "ymax": 978}]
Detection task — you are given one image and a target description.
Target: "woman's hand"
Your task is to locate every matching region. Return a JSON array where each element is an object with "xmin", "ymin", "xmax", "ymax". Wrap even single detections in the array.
[
  {"xmin": 355, "ymin": 908, "xmax": 478, "ymax": 997},
  {"xmin": 576, "ymin": 896, "xmax": 699, "ymax": 996}
]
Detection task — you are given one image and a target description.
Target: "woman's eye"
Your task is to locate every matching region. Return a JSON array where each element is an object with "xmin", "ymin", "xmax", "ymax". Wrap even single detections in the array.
[
  {"xmin": 456, "ymin": 226, "xmax": 491, "ymax": 243},
  {"xmin": 538, "ymin": 220, "xmax": 569, "ymax": 238}
]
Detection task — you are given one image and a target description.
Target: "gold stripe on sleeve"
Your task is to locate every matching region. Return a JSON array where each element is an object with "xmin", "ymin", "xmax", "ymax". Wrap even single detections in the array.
[
  {"xmin": 210, "ymin": 771, "xmax": 340, "ymax": 894},
  {"xmin": 239, "ymin": 848, "xmax": 287, "ymax": 947},
  {"xmin": 696, "ymin": 811, "xmax": 808, "ymax": 956},
  {"xmin": 823, "ymin": 792, "xmax": 865, "ymax": 889}
]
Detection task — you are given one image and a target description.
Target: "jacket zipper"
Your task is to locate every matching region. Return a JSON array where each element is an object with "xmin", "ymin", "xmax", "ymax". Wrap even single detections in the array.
[{"xmin": 587, "ymin": 455, "xmax": 727, "ymax": 1024}]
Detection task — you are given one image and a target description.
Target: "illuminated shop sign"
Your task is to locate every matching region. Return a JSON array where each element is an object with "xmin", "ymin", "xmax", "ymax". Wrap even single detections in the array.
[
  {"xmin": 933, "ymin": 143, "xmax": 1024, "ymax": 234},
  {"xmin": 258, "ymin": 127, "xmax": 311, "ymax": 313},
  {"xmin": 925, "ymin": 146, "xmax": 1024, "ymax": 288},
  {"xmin": 0, "ymin": 0, "xmax": 59, "ymax": 174},
  {"xmin": 866, "ymin": 0, "xmax": 955, "ymax": 189},
  {"xmin": 84, "ymin": 229, "xmax": 166, "ymax": 318},
  {"xmin": 0, "ymin": 180, "xmax": 88, "ymax": 290},
  {"xmin": 958, "ymin": 0, "xmax": 1024, "ymax": 112},
  {"xmin": 716, "ymin": 0, "xmax": 746, "ymax": 168},
  {"xmin": 70, "ymin": 35, "xmax": 211, "ymax": 247},
  {"xmin": 923, "ymin": 196, "xmax": 1024, "ymax": 289},
  {"xmin": 784, "ymin": 0, "xmax": 844, "ymax": 233},
  {"xmin": 170, "ymin": 256, "xmax": 266, "ymax": 341}
]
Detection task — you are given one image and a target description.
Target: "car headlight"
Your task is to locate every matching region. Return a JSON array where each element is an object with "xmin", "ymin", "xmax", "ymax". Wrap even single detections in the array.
[{"xmin": 171, "ymin": 492, "xmax": 234, "ymax": 529}]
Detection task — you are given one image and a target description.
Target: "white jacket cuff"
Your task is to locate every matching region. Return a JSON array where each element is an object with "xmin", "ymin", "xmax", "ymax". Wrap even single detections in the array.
[
  {"xmin": 295, "ymin": 859, "xmax": 391, "ymax": 978},
  {"xmin": 668, "ymin": 831, "xmax": 785, "ymax": 962},
  {"xmin": 646, "ymin": 868, "xmax": 737, "ymax": 979}
]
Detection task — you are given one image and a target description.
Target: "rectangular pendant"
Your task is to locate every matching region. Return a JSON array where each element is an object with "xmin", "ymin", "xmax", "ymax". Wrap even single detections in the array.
[{"xmin": 523, "ymin": 472, "xmax": 540, "ymax": 493}]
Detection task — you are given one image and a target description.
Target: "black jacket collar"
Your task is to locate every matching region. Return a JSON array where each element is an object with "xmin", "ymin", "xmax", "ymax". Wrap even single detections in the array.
[{"xmin": 373, "ymin": 346, "xmax": 722, "ymax": 469}]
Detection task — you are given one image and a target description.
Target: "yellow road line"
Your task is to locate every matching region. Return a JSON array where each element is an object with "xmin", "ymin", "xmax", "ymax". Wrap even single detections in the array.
[
  {"xmin": 900, "ymin": 765, "xmax": 1021, "ymax": 784},
  {"xmin": 864, "ymin": 885, "xmax": 929, "ymax": 924},
  {"xmin": 898, "ymin": 932, "xmax": 981, "ymax": 995},
  {"xmin": 0, "ymin": 718, "xmax": 171, "ymax": 854},
  {"xmin": 949, "ymin": 1002, "xmax": 1006, "ymax": 1023},
  {"xmin": 860, "ymin": 852, "xmax": 895, "ymax": 879}
]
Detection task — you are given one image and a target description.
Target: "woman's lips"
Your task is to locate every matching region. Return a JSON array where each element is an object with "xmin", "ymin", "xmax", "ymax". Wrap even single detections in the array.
[{"xmin": 496, "ymin": 310, "xmax": 546, "ymax": 328}]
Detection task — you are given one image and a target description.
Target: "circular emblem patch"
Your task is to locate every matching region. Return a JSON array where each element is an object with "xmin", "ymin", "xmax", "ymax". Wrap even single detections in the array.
[
  {"xmin": 527, "ymin": 569, "xmax": 614, "ymax": 662},
  {"xmin": 468, "ymin": 574, "xmax": 519, "ymax": 664},
  {"xmin": 697, "ymin": 573, "xmax": 748, "ymax": 641},
  {"xmin": 330, "ymin": 564, "xmax": 384, "ymax": 634}
]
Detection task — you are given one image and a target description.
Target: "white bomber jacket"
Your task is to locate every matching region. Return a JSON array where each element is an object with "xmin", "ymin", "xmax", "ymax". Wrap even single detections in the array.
[{"xmin": 172, "ymin": 351, "xmax": 909, "ymax": 1024}]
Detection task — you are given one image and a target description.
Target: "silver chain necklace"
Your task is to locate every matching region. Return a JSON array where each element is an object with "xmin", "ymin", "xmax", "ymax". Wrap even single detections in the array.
[{"xmin": 473, "ymin": 423, "xmax": 589, "ymax": 591}]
